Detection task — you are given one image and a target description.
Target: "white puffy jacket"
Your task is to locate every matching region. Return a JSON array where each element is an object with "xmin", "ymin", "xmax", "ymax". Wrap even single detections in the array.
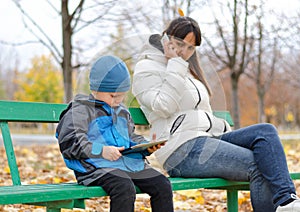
[{"xmin": 132, "ymin": 35, "xmax": 231, "ymax": 166}]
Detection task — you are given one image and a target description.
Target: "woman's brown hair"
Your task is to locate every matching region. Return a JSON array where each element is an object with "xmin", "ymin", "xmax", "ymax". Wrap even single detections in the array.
[{"xmin": 163, "ymin": 17, "xmax": 212, "ymax": 96}]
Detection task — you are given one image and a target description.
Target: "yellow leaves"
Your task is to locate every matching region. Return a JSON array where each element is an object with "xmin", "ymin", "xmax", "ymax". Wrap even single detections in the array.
[
  {"xmin": 61, "ymin": 209, "xmax": 84, "ymax": 212},
  {"xmin": 195, "ymin": 194, "xmax": 205, "ymax": 204},
  {"xmin": 238, "ymin": 192, "xmax": 250, "ymax": 205},
  {"xmin": 178, "ymin": 8, "xmax": 185, "ymax": 16},
  {"xmin": 0, "ymin": 145, "xmax": 76, "ymax": 186},
  {"xmin": 4, "ymin": 166, "xmax": 10, "ymax": 174},
  {"xmin": 138, "ymin": 206, "xmax": 151, "ymax": 212},
  {"xmin": 285, "ymin": 112, "xmax": 294, "ymax": 122},
  {"xmin": 53, "ymin": 176, "xmax": 63, "ymax": 184},
  {"xmin": 30, "ymin": 178, "xmax": 48, "ymax": 184},
  {"xmin": 20, "ymin": 148, "xmax": 29, "ymax": 155},
  {"xmin": 176, "ymin": 189, "xmax": 204, "ymax": 204},
  {"xmin": 20, "ymin": 148, "xmax": 38, "ymax": 163},
  {"xmin": 14, "ymin": 54, "xmax": 64, "ymax": 103},
  {"xmin": 20, "ymin": 147, "xmax": 36, "ymax": 157},
  {"xmin": 135, "ymin": 194, "xmax": 151, "ymax": 211},
  {"xmin": 284, "ymin": 141, "xmax": 300, "ymax": 173},
  {"xmin": 174, "ymin": 189, "xmax": 206, "ymax": 210}
]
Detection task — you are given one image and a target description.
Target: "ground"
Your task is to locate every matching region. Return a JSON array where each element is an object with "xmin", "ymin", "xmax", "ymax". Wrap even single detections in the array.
[{"xmin": 0, "ymin": 139, "xmax": 299, "ymax": 212}]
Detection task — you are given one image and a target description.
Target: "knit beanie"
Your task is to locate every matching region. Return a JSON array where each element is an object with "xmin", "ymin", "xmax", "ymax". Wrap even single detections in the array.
[{"xmin": 89, "ymin": 55, "xmax": 131, "ymax": 92}]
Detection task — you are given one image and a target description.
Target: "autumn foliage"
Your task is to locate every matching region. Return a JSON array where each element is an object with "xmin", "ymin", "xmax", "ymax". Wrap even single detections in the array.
[{"xmin": 14, "ymin": 55, "xmax": 64, "ymax": 103}]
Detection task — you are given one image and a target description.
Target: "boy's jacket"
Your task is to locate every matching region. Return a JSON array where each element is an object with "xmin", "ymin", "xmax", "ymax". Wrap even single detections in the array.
[{"xmin": 56, "ymin": 94, "xmax": 149, "ymax": 184}]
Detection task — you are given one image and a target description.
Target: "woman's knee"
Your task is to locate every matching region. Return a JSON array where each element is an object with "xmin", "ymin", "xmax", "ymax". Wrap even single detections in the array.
[
  {"xmin": 253, "ymin": 123, "xmax": 279, "ymax": 143},
  {"xmin": 258, "ymin": 123, "xmax": 277, "ymax": 134}
]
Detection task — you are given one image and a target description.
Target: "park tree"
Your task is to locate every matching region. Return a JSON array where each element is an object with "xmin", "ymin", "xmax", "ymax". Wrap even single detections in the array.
[
  {"xmin": 10, "ymin": 0, "xmax": 169, "ymax": 103},
  {"xmin": 201, "ymin": 0, "xmax": 254, "ymax": 128},
  {"xmin": 261, "ymin": 5, "xmax": 300, "ymax": 129},
  {"xmin": 278, "ymin": 54, "xmax": 300, "ymax": 128},
  {"xmin": 11, "ymin": 0, "xmax": 119, "ymax": 102},
  {"xmin": 244, "ymin": 2, "xmax": 278, "ymax": 123},
  {"xmin": 14, "ymin": 55, "xmax": 64, "ymax": 103}
]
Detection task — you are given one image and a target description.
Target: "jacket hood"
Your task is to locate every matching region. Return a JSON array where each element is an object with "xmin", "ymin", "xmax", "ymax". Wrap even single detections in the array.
[
  {"xmin": 149, "ymin": 34, "xmax": 164, "ymax": 52},
  {"xmin": 138, "ymin": 34, "xmax": 168, "ymax": 65}
]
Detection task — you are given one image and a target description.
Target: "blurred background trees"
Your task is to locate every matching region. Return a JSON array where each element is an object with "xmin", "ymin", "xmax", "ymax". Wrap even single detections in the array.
[
  {"xmin": 0, "ymin": 0, "xmax": 299, "ymax": 130},
  {"xmin": 14, "ymin": 55, "xmax": 64, "ymax": 103}
]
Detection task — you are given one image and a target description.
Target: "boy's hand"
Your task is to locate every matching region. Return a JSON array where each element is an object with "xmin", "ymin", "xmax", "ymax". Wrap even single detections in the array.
[{"xmin": 102, "ymin": 146, "xmax": 125, "ymax": 161}]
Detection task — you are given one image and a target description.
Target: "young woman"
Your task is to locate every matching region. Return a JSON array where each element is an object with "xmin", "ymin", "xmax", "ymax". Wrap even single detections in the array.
[{"xmin": 132, "ymin": 16, "xmax": 299, "ymax": 212}]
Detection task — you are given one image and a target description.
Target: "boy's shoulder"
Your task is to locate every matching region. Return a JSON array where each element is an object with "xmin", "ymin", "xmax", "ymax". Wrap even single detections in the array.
[
  {"xmin": 73, "ymin": 93, "xmax": 91, "ymax": 104},
  {"xmin": 59, "ymin": 94, "xmax": 90, "ymax": 120}
]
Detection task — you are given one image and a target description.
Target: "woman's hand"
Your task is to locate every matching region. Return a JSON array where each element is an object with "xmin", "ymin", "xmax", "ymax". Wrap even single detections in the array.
[
  {"xmin": 162, "ymin": 39, "xmax": 178, "ymax": 59},
  {"xmin": 147, "ymin": 133, "xmax": 166, "ymax": 154},
  {"xmin": 147, "ymin": 143, "xmax": 166, "ymax": 154},
  {"xmin": 102, "ymin": 146, "xmax": 124, "ymax": 161}
]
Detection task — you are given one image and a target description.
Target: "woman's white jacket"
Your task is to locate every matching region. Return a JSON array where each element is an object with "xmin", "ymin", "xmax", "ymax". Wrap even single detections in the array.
[{"xmin": 132, "ymin": 36, "xmax": 231, "ymax": 166}]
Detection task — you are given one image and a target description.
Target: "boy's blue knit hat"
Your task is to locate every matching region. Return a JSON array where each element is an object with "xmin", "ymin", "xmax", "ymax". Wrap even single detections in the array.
[{"xmin": 89, "ymin": 55, "xmax": 131, "ymax": 92}]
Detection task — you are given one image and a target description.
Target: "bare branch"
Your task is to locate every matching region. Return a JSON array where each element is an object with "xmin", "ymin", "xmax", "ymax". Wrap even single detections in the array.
[
  {"xmin": 202, "ymin": 36, "xmax": 229, "ymax": 66},
  {"xmin": 0, "ymin": 40, "xmax": 39, "ymax": 46},
  {"xmin": 46, "ymin": 0, "xmax": 60, "ymax": 14},
  {"xmin": 238, "ymin": 0, "xmax": 249, "ymax": 75},
  {"xmin": 208, "ymin": 4, "xmax": 232, "ymax": 63},
  {"xmin": 12, "ymin": 0, "xmax": 62, "ymax": 62},
  {"xmin": 69, "ymin": 0, "xmax": 85, "ymax": 30}
]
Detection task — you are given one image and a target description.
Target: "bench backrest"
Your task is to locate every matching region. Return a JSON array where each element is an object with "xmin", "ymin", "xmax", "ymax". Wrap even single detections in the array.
[
  {"xmin": 0, "ymin": 101, "xmax": 68, "ymax": 185},
  {"xmin": 0, "ymin": 101, "xmax": 67, "ymax": 123},
  {"xmin": 128, "ymin": 107, "xmax": 234, "ymax": 126},
  {"xmin": 0, "ymin": 100, "xmax": 233, "ymax": 185}
]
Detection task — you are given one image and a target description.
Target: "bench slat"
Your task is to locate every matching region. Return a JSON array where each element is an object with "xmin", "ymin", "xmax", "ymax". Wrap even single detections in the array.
[
  {"xmin": 0, "ymin": 184, "xmax": 105, "ymax": 204},
  {"xmin": 0, "ymin": 100, "xmax": 66, "ymax": 122},
  {"xmin": 170, "ymin": 178, "xmax": 249, "ymax": 191},
  {"xmin": 291, "ymin": 172, "xmax": 300, "ymax": 180}
]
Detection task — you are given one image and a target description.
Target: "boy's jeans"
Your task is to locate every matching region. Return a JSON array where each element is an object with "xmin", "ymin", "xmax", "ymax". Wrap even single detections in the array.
[{"xmin": 164, "ymin": 123, "xmax": 295, "ymax": 212}]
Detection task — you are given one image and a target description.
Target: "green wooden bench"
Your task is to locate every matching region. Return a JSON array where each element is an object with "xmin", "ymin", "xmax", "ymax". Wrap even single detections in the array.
[{"xmin": 0, "ymin": 100, "xmax": 299, "ymax": 212}]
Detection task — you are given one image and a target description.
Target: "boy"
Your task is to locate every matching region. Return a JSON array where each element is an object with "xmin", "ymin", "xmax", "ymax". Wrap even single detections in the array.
[{"xmin": 56, "ymin": 55, "xmax": 173, "ymax": 212}]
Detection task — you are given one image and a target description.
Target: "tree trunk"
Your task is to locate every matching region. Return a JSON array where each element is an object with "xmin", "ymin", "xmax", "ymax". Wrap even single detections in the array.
[
  {"xmin": 61, "ymin": 0, "xmax": 73, "ymax": 103},
  {"xmin": 231, "ymin": 74, "xmax": 240, "ymax": 128},
  {"xmin": 257, "ymin": 90, "xmax": 266, "ymax": 123}
]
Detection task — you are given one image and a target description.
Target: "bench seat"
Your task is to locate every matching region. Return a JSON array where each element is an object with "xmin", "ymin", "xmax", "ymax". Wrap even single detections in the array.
[{"xmin": 0, "ymin": 178, "xmax": 249, "ymax": 211}]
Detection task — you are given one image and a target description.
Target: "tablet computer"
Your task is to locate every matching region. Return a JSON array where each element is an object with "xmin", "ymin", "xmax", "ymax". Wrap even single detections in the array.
[{"xmin": 121, "ymin": 140, "xmax": 167, "ymax": 155}]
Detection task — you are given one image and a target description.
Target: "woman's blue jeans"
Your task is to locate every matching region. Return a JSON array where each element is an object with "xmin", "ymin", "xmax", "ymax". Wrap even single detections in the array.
[{"xmin": 164, "ymin": 123, "xmax": 295, "ymax": 211}]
